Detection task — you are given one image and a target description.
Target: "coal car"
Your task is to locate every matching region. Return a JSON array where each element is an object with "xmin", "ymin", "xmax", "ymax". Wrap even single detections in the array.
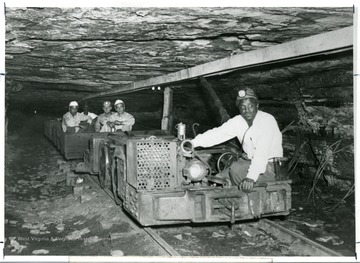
[
  {"xmin": 75, "ymin": 131, "xmax": 292, "ymax": 226},
  {"xmin": 43, "ymin": 119, "xmax": 108, "ymax": 160}
]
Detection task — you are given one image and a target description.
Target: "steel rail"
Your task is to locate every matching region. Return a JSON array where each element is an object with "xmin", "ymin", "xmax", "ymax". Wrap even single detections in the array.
[
  {"xmin": 259, "ymin": 219, "xmax": 343, "ymax": 256},
  {"xmin": 84, "ymin": 174, "xmax": 180, "ymax": 256},
  {"xmin": 143, "ymin": 227, "xmax": 181, "ymax": 256}
]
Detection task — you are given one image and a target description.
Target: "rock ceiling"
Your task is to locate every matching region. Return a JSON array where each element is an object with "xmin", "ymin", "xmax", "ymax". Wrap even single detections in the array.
[{"xmin": 5, "ymin": 7, "xmax": 353, "ymax": 113}]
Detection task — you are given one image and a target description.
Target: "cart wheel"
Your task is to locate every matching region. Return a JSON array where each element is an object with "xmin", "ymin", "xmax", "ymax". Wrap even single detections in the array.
[
  {"xmin": 99, "ymin": 142, "xmax": 111, "ymax": 189},
  {"xmin": 217, "ymin": 152, "xmax": 238, "ymax": 172}
]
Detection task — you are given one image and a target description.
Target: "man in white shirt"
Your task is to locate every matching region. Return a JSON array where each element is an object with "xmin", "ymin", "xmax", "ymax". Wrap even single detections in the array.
[
  {"xmin": 95, "ymin": 101, "xmax": 114, "ymax": 132},
  {"xmin": 109, "ymin": 100, "xmax": 135, "ymax": 132},
  {"xmin": 80, "ymin": 104, "xmax": 98, "ymax": 124},
  {"xmin": 191, "ymin": 88, "xmax": 283, "ymax": 193},
  {"xmin": 61, "ymin": 101, "xmax": 89, "ymax": 133}
]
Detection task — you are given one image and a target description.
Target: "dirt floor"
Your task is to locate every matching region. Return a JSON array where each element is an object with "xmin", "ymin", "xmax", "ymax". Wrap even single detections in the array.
[
  {"xmin": 4, "ymin": 119, "xmax": 166, "ymax": 256},
  {"xmin": 4, "ymin": 113, "xmax": 356, "ymax": 257},
  {"xmin": 284, "ymin": 182, "xmax": 355, "ymax": 256}
]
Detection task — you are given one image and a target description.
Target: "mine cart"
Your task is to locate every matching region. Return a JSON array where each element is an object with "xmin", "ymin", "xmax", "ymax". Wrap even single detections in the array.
[
  {"xmin": 76, "ymin": 131, "xmax": 292, "ymax": 226},
  {"xmin": 43, "ymin": 120, "xmax": 108, "ymax": 160}
]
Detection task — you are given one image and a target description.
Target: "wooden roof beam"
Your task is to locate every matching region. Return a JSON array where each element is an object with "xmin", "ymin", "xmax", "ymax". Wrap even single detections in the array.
[{"xmin": 81, "ymin": 26, "xmax": 353, "ymax": 101}]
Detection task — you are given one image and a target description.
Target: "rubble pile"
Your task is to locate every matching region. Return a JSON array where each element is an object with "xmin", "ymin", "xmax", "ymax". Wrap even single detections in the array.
[
  {"xmin": 293, "ymin": 105, "xmax": 353, "ymax": 138},
  {"xmin": 283, "ymin": 133, "xmax": 354, "ymax": 188},
  {"xmin": 280, "ymin": 102, "xmax": 354, "ymax": 189}
]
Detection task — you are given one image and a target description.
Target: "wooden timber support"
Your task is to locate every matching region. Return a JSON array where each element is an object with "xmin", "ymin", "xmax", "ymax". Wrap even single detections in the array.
[
  {"xmin": 200, "ymin": 77, "xmax": 230, "ymax": 124},
  {"xmin": 81, "ymin": 26, "xmax": 352, "ymax": 101},
  {"xmin": 161, "ymin": 87, "xmax": 173, "ymax": 131}
]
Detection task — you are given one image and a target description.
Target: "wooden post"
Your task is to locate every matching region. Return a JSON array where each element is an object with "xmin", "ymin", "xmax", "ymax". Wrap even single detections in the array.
[
  {"xmin": 161, "ymin": 87, "xmax": 173, "ymax": 131},
  {"xmin": 200, "ymin": 77, "xmax": 230, "ymax": 124}
]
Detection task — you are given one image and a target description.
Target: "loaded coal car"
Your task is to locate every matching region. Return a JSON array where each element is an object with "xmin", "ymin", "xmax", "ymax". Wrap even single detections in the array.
[
  {"xmin": 75, "ymin": 129, "xmax": 292, "ymax": 226},
  {"xmin": 44, "ymin": 119, "xmax": 110, "ymax": 160}
]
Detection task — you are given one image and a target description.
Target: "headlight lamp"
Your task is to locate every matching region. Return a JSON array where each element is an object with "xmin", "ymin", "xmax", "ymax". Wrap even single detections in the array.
[{"xmin": 183, "ymin": 160, "xmax": 207, "ymax": 182}]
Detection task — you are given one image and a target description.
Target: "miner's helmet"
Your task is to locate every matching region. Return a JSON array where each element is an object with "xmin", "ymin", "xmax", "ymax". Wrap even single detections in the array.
[
  {"xmin": 103, "ymin": 101, "xmax": 111, "ymax": 107},
  {"xmin": 235, "ymin": 88, "xmax": 258, "ymax": 107}
]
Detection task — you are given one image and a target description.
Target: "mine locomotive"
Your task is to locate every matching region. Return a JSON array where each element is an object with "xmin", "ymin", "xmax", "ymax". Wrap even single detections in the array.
[{"xmin": 75, "ymin": 129, "xmax": 292, "ymax": 226}]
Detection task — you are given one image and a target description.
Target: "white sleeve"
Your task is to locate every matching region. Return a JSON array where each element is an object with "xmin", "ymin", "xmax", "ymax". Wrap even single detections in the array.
[
  {"xmin": 61, "ymin": 114, "xmax": 68, "ymax": 132},
  {"xmin": 89, "ymin": 112, "xmax": 98, "ymax": 119},
  {"xmin": 191, "ymin": 117, "xmax": 244, "ymax": 148},
  {"xmin": 95, "ymin": 116, "xmax": 101, "ymax": 132},
  {"xmin": 123, "ymin": 113, "xmax": 135, "ymax": 126}
]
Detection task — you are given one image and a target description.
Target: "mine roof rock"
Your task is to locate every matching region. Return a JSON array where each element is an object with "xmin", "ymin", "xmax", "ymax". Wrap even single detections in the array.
[{"xmin": 5, "ymin": 7, "xmax": 353, "ymax": 109}]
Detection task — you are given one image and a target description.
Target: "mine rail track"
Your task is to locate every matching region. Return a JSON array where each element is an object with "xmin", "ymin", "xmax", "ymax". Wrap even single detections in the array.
[
  {"xmin": 85, "ymin": 174, "xmax": 342, "ymax": 257},
  {"xmin": 258, "ymin": 219, "xmax": 342, "ymax": 256},
  {"xmin": 85, "ymin": 174, "xmax": 180, "ymax": 256}
]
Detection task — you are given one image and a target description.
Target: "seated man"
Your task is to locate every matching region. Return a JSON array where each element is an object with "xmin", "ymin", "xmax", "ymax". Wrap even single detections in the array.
[
  {"xmin": 61, "ymin": 101, "xmax": 89, "ymax": 133},
  {"xmin": 95, "ymin": 101, "xmax": 114, "ymax": 132},
  {"xmin": 80, "ymin": 103, "xmax": 98, "ymax": 132},
  {"xmin": 80, "ymin": 103, "xmax": 98, "ymax": 124},
  {"xmin": 191, "ymin": 88, "xmax": 283, "ymax": 193},
  {"xmin": 108, "ymin": 100, "xmax": 135, "ymax": 132}
]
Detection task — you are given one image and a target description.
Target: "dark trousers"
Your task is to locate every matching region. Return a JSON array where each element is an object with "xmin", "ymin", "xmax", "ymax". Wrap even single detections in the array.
[{"xmin": 218, "ymin": 159, "xmax": 276, "ymax": 186}]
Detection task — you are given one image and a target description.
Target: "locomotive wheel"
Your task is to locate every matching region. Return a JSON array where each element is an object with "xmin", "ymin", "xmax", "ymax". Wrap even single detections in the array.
[
  {"xmin": 98, "ymin": 142, "xmax": 111, "ymax": 189},
  {"xmin": 217, "ymin": 152, "xmax": 238, "ymax": 172}
]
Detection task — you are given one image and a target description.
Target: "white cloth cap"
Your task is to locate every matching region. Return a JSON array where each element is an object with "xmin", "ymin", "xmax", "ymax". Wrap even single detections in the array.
[
  {"xmin": 69, "ymin": 101, "xmax": 78, "ymax": 107},
  {"xmin": 114, "ymin": 99, "xmax": 124, "ymax": 106}
]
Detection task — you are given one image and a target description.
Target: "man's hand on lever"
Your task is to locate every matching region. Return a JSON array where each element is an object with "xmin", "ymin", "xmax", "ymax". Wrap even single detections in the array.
[{"xmin": 241, "ymin": 178, "xmax": 254, "ymax": 193}]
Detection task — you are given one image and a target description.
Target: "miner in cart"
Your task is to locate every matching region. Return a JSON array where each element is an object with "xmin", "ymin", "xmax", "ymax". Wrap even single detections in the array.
[
  {"xmin": 191, "ymin": 88, "xmax": 283, "ymax": 192},
  {"xmin": 80, "ymin": 103, "xmax": 98, "ymax": 124},
  {"xmin": 95, "ymin": 101, "xmax": 114, "ymax": 132},
  {"xmin": 61, "ymin": 101, "xmax": 90, "ymax": 133},
  {"xmin": 108, "ymin": 99, "xmax": 135, "ymax": 132}
]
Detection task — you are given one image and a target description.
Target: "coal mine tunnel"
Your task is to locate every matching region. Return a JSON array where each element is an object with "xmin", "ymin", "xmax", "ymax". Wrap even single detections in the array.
[{"xmin": 4, "ymin": 6, "xmax": 356, "ymax": 258}]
